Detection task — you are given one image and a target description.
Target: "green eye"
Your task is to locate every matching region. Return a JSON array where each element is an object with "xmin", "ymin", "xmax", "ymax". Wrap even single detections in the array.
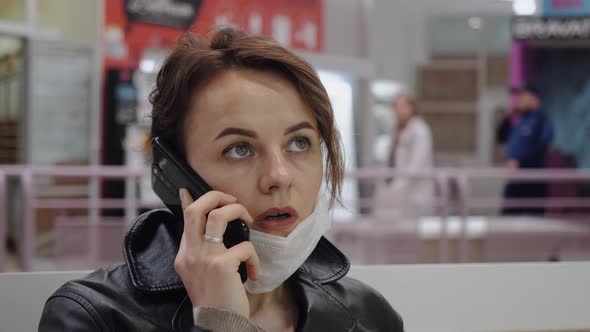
[
  {"xmin": 288, "ymin": 137, "xmax": 310, "ymax": 152},
  {"xmin": 235, "ymin": 145, "xmax": 249, "ymax": 156},
  {"xmin": 225, "ymin": 143, "xmax": 253, "ymax": 159},
  {"xmin": 295, "ymin": 138, "xmax": 307, "ymax": 150}
]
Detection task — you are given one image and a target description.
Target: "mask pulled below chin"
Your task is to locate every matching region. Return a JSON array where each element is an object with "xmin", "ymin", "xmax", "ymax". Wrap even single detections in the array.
[{"xmin": 244, "ymin": 195, "xmax": 331, "ymax": 294}]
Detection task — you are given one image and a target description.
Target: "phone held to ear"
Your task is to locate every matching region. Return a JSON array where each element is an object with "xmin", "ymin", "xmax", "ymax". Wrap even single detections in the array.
[{"xmin": 151, "ymin": 137, "xmax": 250, "ymax": 283}]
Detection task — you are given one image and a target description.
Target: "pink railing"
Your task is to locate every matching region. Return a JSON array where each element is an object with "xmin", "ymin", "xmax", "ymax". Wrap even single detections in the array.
[
  {"xmin": 1, "ymin": 165, "xmax": 590, "ymax": 271},
  {"xmin": 0, "ymin": 166, "xmax": 158, "ymax": 271},
  {"xmin": 344, "ymin": 167, "xmax": 452, "ymax": 262},
  {"xmin": 453, "ymin": 169, "xmax": 590, "ymax": 262},
  {"xmin": 0, "ymin": 170, "xmax": 6, "ymax": 272}
]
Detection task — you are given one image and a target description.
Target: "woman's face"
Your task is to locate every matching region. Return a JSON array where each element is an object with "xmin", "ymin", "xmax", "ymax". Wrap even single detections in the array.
[
  {"xmin": 515, "ymin": 91, "xmax": 540, "ymax": 113},
  {"xmin": 184, "ymin": 69, "xmax": 324, "ymax": 237},
  {"xmin": 393, "ymin": 95, "xmax": 414, "ymax": 124}
]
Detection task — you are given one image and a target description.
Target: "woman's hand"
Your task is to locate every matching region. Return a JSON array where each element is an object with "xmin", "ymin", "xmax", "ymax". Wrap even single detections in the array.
[{"xmin": 175, "ymin": 189, "xmax": 260, "ymax": 318}]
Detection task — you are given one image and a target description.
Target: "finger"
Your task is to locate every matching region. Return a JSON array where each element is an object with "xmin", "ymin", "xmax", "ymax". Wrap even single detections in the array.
[
  {"xmin": 179, "ymin": 189, "xmax": 237, "ymax": 246},
  {"xmin": 179, "ymin": 188, "xmax": 194, "ymax": 210},
  {"xmin": 204, "ymin": 203, "xmax": 254, "ymax": 241},
  {"xmin": 174, "ymin": 232, "xmax": 187, "ymax": 271},
  {"xmin": 223, "ymin": 241, "xmax": 260, "ymax": 281},
  {"xmin": 179, "ymin": 188, "xmax": 202, "ymax": 245}
]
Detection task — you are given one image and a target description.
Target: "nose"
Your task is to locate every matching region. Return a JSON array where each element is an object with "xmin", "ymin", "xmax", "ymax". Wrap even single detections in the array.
[{"xmin": 258, "ymin": 150, "xmax": 293, "ymax": 195}]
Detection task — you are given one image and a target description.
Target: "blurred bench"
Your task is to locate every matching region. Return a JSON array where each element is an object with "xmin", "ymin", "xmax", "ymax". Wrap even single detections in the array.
[
  {"xmin": 349, "ymin": 262, "xmax": 590, "ymax": 331},
  {"xmin": 1, "ymin": 262, "xmax": 589, "ymax": 332},
  {"xmin": 0, "ymin": 270, "xmax": 89, "ymax": 332},
  {"xmin": 329, "ymin": 216, "xmax": 590, "ymax": 264}
]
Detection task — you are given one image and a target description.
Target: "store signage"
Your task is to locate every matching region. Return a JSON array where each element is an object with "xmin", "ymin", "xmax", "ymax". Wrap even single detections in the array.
[
  {"xmin": 107, "ymin": 0, "xmax": 324, "ymax": 58},
  {"xmin": 512, "ymin": 16, "xmax": 590, "ymax": 40},
  {"xmin": 543, "ymin": 0, "xmax": 590, "ymax": 16},
  {"xmin": 124, "ymin": 0, "xmax": 202, "ymax": 29}
]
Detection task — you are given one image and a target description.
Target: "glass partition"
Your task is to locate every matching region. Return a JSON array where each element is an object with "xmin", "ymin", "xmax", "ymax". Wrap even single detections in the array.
[
  {"xmin": 36, "ymin": 0, "xmax": 98, "ymax": 41},
  {"xmin": 0, "ymin": 0, "xmax": 26, "ymax": 23}
]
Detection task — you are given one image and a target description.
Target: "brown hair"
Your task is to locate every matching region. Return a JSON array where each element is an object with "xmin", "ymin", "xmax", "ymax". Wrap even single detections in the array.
[{"xmin": 149, "ymin": 27, "xmax": 343, "ymax": 206}]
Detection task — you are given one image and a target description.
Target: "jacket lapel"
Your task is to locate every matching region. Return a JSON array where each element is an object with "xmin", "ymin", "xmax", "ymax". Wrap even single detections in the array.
[
  {"xmin": 291, "ymin": 237, "xmax": 355, "ymax": 331},
  {"xmin": 291, "ymin": 275, "xmax": 356, "ymax": 332},
  {"xmin": 124, "ymin": 209, "xmax": 185, "ymax": 292}
]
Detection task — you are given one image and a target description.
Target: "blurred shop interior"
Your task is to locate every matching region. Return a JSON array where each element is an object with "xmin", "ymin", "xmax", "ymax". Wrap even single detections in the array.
[{"xmin": 1, "ymin": 0, "xmax": 590, "ymax": 273}]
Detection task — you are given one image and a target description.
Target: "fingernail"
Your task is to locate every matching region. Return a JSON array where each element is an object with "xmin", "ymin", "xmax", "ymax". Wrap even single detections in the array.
[{"xmin": 179, "ymin": 188, "xmax": 187, "ymax": 207}]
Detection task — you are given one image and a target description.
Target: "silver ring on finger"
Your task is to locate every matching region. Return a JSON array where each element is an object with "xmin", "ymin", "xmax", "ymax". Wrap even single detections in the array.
[{"xmin": 204, "ymin": 235, "xmax": 223, "ymax": 244}]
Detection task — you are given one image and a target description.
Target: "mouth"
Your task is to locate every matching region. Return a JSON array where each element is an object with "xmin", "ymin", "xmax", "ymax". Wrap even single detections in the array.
[{"xmin": 255, "ymin": 207, "xmax": 298, "ymax": 232}]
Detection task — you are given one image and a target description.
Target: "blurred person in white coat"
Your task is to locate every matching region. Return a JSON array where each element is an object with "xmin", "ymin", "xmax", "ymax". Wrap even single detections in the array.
[{"xmin": 374, "ymin": 93, "xmax": 435, "ymax": 220}]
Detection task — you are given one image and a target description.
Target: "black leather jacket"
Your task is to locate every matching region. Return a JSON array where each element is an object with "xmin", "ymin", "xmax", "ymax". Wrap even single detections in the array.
[{"xmin": 39, "ymin": 209, "xmax": 404, "ymax": 331}]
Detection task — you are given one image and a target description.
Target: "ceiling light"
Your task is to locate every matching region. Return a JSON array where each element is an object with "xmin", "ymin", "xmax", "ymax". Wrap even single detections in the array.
[
  {"xmin": 513, "ymin": 0, "xmax": 536, "ymax": 16},
  {"xmin": 371, "ymin": 80, "xmax": 404, "ymax": 101},
  {"xmin": 468, "ymin": 17, "xmax": 483, "ymax": 30}
]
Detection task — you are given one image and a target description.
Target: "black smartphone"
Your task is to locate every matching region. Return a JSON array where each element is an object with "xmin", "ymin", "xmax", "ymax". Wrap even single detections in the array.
[{"xmin": 151, "ymin": 136, "xmax": 250, "ymax": 283}]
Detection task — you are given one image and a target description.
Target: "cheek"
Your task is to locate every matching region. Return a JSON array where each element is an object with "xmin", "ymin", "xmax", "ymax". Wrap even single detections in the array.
[
  {"xmin": 187, "ymin": 148, "xmax": 253, "ymax": 197},
  {"xmin": 309, "ymin": 158, "xmax": 324, "ymax": 192},
  {"xmin": 397, "ymin": 107, "xmax": 410, "ymax": 119},
  {"xmin": 297, "ymin": 152, "xmax": 324, "ymax": 201},
  {"xmin": 203, "ymin": 165, "xmax": 255, "ymax": 198}
]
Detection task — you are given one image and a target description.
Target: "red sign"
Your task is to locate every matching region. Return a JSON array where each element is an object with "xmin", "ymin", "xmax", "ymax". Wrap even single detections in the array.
[
  {"xmin": 104, "ymin": 0, "xmax": 324, "ymax": 68},
  {"xmin": 551, "ymin": 0, "xmax": 583, "ymax": 9}
]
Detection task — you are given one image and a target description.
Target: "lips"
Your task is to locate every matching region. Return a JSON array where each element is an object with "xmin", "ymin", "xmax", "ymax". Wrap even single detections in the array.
[{"xmin": 255, "ymin": 207, "xmax": 298, "ymax": 232}]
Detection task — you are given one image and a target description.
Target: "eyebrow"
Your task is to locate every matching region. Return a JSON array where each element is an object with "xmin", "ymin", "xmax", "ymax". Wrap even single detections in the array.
[
  {"xmin": 285, "ymin": 121, "xmax": 315, "ymax": 135},
  {"xmin": 215, "ymin": 121, "xmax": 315, "ymax": 140},
  {"xmin": 215, "ymin": 128, "xmax": 258, "ymax": 139}
]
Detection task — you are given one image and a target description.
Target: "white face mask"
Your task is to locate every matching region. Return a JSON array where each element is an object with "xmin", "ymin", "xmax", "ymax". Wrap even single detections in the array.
[{"xmin": 244, "ymin": 195, "xmax": 331, "ymax": 294}]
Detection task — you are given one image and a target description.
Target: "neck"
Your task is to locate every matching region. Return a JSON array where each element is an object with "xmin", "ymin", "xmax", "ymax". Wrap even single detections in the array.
[
  {"xmin": 247, "ymin": 284, "xmax": 285, "ymax": 317},
  {"xmin": 397, "ymin": 116, "xmax": 413, "ymax": 132},
  {"xmin": 247, "ymin": 283, "xmax": 298, "ymax": 330}
]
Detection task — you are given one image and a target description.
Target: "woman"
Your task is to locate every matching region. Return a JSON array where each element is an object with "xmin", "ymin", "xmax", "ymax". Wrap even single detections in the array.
[
  {"xmin": 39, "ymin": 28, "xmax": 403, "ymax": 331},
  {"xmin": 374, "ymin": 93, "xmax": 435, "ymax": 220}
]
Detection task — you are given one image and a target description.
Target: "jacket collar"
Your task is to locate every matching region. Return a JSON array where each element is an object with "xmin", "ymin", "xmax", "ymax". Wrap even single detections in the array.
[
  {"xmin": 123, "ymin": 209, "xmax": 350, "ymax": 292},
  {"xmin": 290, "ymin": 238, "xmax": 356, "ymax": 332},
  {"xmin": 123, "ymin": 209, "xmax": 352, "ymax": 330},
  {"xmin": 123, "ymin": 209, "xmax": 184, "ymax": 292}
]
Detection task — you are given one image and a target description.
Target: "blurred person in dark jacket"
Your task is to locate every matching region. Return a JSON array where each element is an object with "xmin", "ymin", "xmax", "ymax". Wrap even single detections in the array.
[{"xmin": 497, "ymin": 85, "xmax": 553, "ymax": 215}]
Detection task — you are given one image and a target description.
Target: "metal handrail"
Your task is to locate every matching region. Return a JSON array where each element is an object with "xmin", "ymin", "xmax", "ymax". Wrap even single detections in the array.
[
  {"xmin": 451, "ymin": 169, "xmax": 590, "ymax": 262},
  {"xmin": 2, "ymin": 165, "xmax": 590, "ymax": 271},
  {"xmin": 0, "ymin": 170, "xmax": 6, "ymax": 271},
  {"xmin": 345, "ymin": 167, "xmax": 451, "ymax": 263},
  {"xmin": 0, "ymin": 165, "xmax": 150, "ymax": 271}
]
